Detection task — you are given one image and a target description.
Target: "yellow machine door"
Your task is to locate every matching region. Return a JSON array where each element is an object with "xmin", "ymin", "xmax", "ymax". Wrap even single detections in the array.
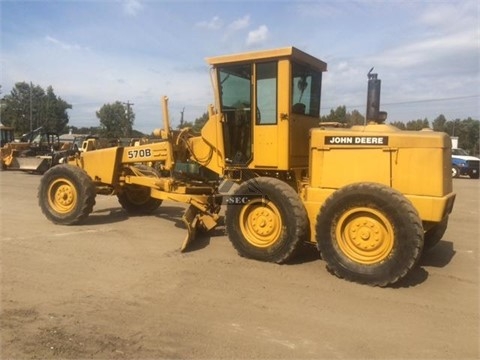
[
  {"xmin": 216, "ymin": 61, "xmax": 279, "ymax": 168},
  {"xmin": 217, "ymin": 64, "xmax": 253, "ymax": 166},
  {"xmin": 253, "ymin": 61, "xmax": 278, "ymax": 168},
  {"xmin": 289, "ymin": 61, "xmax": 323, "ymax": 168}
]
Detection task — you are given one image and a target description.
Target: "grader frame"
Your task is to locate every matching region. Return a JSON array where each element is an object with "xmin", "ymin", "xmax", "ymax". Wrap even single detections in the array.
[{"xmin": 38, "ymin": 47, "xmax": 455, "ymax": 286}]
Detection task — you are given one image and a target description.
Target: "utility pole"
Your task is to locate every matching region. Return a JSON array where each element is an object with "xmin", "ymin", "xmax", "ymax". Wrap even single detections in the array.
[
  {"xmin": 180, "ymin": 107, "xmax": 185, "ymax": 128},
  {"xmin": 122, "ymin": 101, "xmax": 134, "ymax": 136},
  {"xmin": 29, "ymin": 82, "xmax": 33, "ymax": 132}
]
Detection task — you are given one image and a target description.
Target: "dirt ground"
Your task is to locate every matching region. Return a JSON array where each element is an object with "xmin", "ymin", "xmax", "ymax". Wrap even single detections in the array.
[{"xmin": 0, "ymin": 170, "xmax": 478, "ymax": 359}]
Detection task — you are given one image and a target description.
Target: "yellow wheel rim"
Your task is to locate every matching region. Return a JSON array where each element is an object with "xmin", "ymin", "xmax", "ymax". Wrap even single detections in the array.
[
  {"xmin": 239, "ymin": 198, "xmax": 282, "ymax": 248},
  {"xmin": 336, "ymin": 207, "xmax": 394, "ymax": 264},
  {"xmin": 47, "ymin": 178, "xmax": 77, "ymax": 214}
]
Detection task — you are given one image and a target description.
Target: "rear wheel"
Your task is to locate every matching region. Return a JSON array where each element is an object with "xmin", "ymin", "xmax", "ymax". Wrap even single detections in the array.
[
  {"xmin": 316, "ymin": 183, "xmax": 423, "ymax": 286},
  {"xmin": 225, "ymin": 177, "xmax": 308, "ymax": 263},
  {"xmin": 118, "ymin": 185, "xmax": 162, "ymax": 214},
  {"xmin": 38, "ymin": 164, "xmax": 96, "ymax": 224},
  {"xmin": 117, "ymin": 165, "xmax": 162, "ymax": 214},
  {"xmin": 423, "ymin": 217, "xmax": 448, "ymax": 251}
]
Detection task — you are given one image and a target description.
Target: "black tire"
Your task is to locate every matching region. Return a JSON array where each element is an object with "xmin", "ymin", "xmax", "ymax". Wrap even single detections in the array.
[
  {"xmin": 423, "ymin": 217, "xmax": 448, "ymax": 251},
  {"xmin": 452, "ymin": 166, "xmax": 460, "ymax": 178},
  {"xmin": 117, "ymin": 186, "xmax": 162, "ymax": 214},
  {"xmin": 225, "ymin": 177, "xmax": 308, "ymax": 264},
  {"xmin": 316, "ymin": 183, "xmax": 423, "ymax": 286},
  {"xmin": 38, "ymin": 164, "xmax": 96, "ymax": 225},
  {"xmin": 117, "ymin": 165, "xmax": 162, "ymax": 214},
  {"xmin": 469, "ymin": 172, "xmax": 479, "ymax": 179}
]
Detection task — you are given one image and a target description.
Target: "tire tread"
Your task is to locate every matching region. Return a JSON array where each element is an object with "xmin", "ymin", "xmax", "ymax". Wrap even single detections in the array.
[
  {"xmin": 38, "ymin": 164, "xmax": 96, "ymax": 225},
  {"xmin": 225, "ymin": 177, "xmax": 308, "ymax": 264},
  {"xmin": 316, "ymin": 182, "xmax": 423, "ymax": 286}
]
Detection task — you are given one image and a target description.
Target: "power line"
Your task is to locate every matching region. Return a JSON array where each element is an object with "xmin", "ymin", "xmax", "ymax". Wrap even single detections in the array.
[
  {"xmin": 383, "ymin": 95, "xmax": 479, "ymax": 106},
  {"xmin": 322, "ymin": 94, "xmax": 479, "ymax": 111}
]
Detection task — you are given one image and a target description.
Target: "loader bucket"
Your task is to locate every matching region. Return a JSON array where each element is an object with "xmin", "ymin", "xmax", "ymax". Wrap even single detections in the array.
[{"xmin": 10, "ymin": 156, "xmax": 51, "ymax": 174}]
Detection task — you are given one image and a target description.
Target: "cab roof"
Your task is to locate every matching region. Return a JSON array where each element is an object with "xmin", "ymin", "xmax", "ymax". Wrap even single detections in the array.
[{"xmin": 205, "ymin": 46, "xmax": 327, "ymax": 72}]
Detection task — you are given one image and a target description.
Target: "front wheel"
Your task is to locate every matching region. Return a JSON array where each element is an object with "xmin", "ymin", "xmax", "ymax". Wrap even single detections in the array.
[
  {"xmin": 225, "ymin": 177, "xmax": 308, "ymax": 264},
  {"xmin": 316, "ymin": 183, "xmax": 423, "ymax": 286},
  {"xmin": 38, "ymin": 164, "xmax": 96, "ymax": 225},
  {"xmin": 452, "ymin": 166, "xmax": 460, "ymax": 178}
]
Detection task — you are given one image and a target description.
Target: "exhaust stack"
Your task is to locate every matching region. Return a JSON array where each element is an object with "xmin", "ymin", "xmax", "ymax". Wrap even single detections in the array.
[{"xmin": 366, "ymin": 68, "xmax": 388, "ymax": 123}]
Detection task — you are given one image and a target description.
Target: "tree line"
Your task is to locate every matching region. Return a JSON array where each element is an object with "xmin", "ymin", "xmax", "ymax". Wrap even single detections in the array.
[
  {"xmin": 0, "ymin": 82, "xmax": 136, "ymax": 138},
  {"xmin": 0, "ymin": 82, "xmax": 71, "ymax": 135},
  {"xmin": 1, "ymin": 82, "xmax": 478, "ymax": 155}
]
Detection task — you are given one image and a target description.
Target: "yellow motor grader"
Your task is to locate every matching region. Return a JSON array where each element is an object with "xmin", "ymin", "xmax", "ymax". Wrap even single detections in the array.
[{"xmin": 38, "ymin": 47, "xmax": 455, "ymax": 286}]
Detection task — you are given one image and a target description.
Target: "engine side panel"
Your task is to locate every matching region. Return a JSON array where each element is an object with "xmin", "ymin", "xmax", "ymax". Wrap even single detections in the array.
[
  {"xmin": 309, "ymin": 124, "xmax": 452, "ymax": 197},
  {"xmin": 306, "ymin": 124, "xmax": 455, "ymax": 232}
]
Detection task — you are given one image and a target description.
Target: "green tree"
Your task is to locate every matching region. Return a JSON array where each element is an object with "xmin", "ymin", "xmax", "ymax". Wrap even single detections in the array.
[
  {"xmin": 176, "ymin": 112, "xmax": 208, "ymax": 133},
  {"xmin": 192, "ymin": 112, "xmax": 208, "ymax": 132},
  {"xmin": 462, "ymin": 118, "xmax": 479, "ymax": 155},
  {"xmin": 321, "ymin": 105, "xmax": 347, "ymax": 123},
  {"xmin": 406, "ymin": 118, "xmax": 430, "ymax": 130},
  {"xmin": 41, "ymin": 86, "xmax": 71, "ymax": 133},
  {"xmin": 432, "ymin": 114, "xmax": 447, "ymax": 132},
  {"xmin": 321, "ymin": 106, "xmax": 365, "ymax": 126},
  {"xmin": 96, "ymin": 101, "xmax": 134, "ymax": 137},
  {"xmin": 0, "ymin": 82, "xmax": 71, "ymax": 135},
  {"xmin": 177, "ymin": 120, "xmax": 193, "ymax": 129},
  {"xmin": 346, "ymin": 110, "xmax": 365, "ymax": 126},
  {"xmin": 448, "ymin": 117, "xmax": 479, "ymax": 154},
  {"xmin": 389, "ymin": 121, "xmax": 406, "ymax": 130}
]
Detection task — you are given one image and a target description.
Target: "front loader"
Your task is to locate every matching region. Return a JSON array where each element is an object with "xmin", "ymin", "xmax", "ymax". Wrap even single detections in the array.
[
  {"xmin": 1, "ymin": 126, "xmax": 66, "ymax": 173},
  {"xmin": 38, "ymin": 47, "xmax": 455, "ymax": 286}
]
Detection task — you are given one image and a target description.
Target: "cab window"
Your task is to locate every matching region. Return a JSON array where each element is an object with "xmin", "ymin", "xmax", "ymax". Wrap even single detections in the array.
[
  {"xmin": 218, "ymin": 64, "xmax": 251, "ymax": 109},
  {"xmin": 291, "ymin": 62, "xmax": 322, "ymax": 117},
  {"xmin": 256, "ymin": 62, "xmax": 277, "ymax": 125}
]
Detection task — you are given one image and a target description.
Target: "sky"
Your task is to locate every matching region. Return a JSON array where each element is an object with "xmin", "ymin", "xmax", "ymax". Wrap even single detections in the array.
[{"xmin": 1, "ymin": 0, "xmax": 479, "ymax": 133}]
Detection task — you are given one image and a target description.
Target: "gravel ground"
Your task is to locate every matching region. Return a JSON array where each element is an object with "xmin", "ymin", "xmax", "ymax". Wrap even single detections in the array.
[{"xmin": 1, "ymin": 171, "xmax": 478, "ymax": 359}]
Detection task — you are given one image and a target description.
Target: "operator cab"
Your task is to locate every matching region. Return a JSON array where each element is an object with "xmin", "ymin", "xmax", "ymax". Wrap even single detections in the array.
[{"xmin": 207, "ymin": 47, "xmax": 327, "ymax": 171}]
